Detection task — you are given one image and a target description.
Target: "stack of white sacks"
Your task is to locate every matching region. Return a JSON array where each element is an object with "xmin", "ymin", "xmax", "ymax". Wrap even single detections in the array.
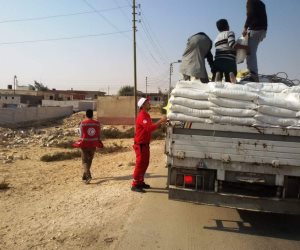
[{"xmin": 168, "ymin": 81, "xmax": 300, "ymax": 128}]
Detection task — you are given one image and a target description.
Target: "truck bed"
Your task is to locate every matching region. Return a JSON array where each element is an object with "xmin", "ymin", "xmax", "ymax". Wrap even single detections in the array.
[{"xmin": 166, "ymin": 122, "xmax": 300, "ymax": 214}]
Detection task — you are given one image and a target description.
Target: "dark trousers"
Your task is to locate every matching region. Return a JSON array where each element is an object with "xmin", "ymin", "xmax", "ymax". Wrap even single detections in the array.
[
  {"xmin": 132, "ymin": 144, "xmax": 150, "ymax": 187},
  {"xmin": 81, "ymin": 147, "xmax": 96, "ymax": 178}
]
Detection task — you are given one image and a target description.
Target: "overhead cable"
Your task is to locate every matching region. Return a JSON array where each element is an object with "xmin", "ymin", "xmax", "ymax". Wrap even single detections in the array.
[
  {"xmin": 0, "ymin": 30, "xmax": 131, "ymax": 45},
  {"xmin": 0, "ymin": 6, "xmax": 130, "ymax": 24}
]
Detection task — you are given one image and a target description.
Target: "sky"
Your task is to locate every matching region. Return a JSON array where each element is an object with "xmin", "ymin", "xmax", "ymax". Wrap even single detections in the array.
[{"xmin": 0, "ymin": 0, "xmax": 299, "ymax": 94}]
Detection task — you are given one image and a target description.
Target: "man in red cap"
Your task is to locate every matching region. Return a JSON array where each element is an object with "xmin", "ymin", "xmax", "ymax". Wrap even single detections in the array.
[{"xmin": 131, "ymin": 97, "xmax": 167, "ymax": 192}]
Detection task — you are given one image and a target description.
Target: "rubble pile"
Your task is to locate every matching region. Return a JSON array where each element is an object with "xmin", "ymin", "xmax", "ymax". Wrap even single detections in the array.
[{"xmin": 0, "ymin": 112, "xmax": 85, "ymax": 164}]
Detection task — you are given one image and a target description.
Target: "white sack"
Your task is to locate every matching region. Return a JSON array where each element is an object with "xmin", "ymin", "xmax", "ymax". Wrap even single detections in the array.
[
  {"xmin": 258, "ymin": 105, "xmax": 298, "ymax": 118},
  {"xmin": 170, "ymin": 96, "xmax": 215, "ymax": 109},
  {"xmin": 208, "ymin": 96, "xmax": 257, "ymax": 109},
  {"xmin": 260, "ymin": 82, "xmax": 289, "ymax": 92},
  {"xmin": 211, "ymin": 115, "xmax": 255, "ymax": 126},
  {"xmin": 281, "ymin": 86, "xmax": 300, "ymax": 94},
  {"xmin": 170, "ymin": 104, "xmax": 213, "ymax": 118},
  {"xmin": 255, "ymin": 114, "xmax": 300, "ymax": 127},
  {"xmin": 168, "ymin": 112, "xmax": 212, "ymax": 123},
  {"xmin": 209, "ymin": 81, "xmax": 257, "ymax": 92},
  {"xmin": 175, "ymin": 81, "xmax": 210, "ymax": 91},
  {"xmin": 210, "ymin": 88, "xmax": 258, "ymax": 101},
  {"xmin": 210, "ymin": 106, "xmax": 256, "ymax": 117},
  {"xmin": 171, "ymin": 88, "xmax": 209, "ymax": 100},
  {"xmin": 256, "ymin": 93, "xmax": 300, "ymax": 111},
  {"xmin": 245, "ymin": 82, "xmax": 288, "ymax": 92},
  {"xmin": 236, "ymin": 36, "xmax": 248, "ymax": 64}
]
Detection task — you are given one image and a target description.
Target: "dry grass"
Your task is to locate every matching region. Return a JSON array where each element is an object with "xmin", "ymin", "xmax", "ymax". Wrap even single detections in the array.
[
  {"xmin": 40, "ymin": 143, "xmax": 128, "ymax": 162},
  {"xmin": 0, "ymin": 178, "xmax": 9, "ymax": 190},
  {"xmin": 102, "ymin": 127, "xmax": 134, "ymax": 139},
  {"xmin": 40, "ymin": 150, "xmax": 81, "ymax": 162}
]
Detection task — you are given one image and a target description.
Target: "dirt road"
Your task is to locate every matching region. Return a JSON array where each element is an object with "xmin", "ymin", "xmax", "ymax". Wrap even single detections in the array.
[
  {"xmin": 116, "ymin": 156, "xmax": 300, "ymax": 250},
  {"xmin": 1, "ymin": 117, "xmax": 300, "ymax": 250},
  {"xmin": 0, "ymin": 136, "xmax": 168, "ymax": 250}
]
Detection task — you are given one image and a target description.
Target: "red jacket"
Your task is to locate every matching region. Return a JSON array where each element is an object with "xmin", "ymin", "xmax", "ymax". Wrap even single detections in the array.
[
  {"xmin": 134, "ymin": 109, "xmax": 157, "ymax": 144},
  {"xmin": 74, "ymin": 119, "xmax": 101, "ymax": 148}
]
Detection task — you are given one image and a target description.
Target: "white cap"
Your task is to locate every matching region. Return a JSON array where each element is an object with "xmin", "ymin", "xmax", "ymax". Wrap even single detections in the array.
[{"xmin": 137, "ymin": 97, "xmax": 148, "ymax": 108}]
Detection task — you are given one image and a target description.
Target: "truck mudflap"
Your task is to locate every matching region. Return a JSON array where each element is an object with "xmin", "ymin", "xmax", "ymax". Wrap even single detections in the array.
[{"xmin": 169, "ymin": 187, "xmax": 300, "ymax": 215}]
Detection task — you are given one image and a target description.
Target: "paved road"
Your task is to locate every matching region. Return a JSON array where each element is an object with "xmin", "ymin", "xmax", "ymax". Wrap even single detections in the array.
[{"xmin": 116, "ymin": 165, "xmax": 300, "ymax": 250}]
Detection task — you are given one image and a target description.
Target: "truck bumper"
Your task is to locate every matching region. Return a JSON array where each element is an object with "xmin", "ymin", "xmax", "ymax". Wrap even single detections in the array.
[{"xmin": 169, "ymin": 186, "xmax": 300, "ymax": 215}]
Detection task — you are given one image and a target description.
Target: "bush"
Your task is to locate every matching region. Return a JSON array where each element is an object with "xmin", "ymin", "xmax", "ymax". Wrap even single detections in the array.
[
  {"xmin": 98, "ymin": 142, "xmax": 127, "ymax": 154},
  {"xmin": 40, "ymin": 151, "xmax": 81, "ymax": 162},
  {"xmin": 102, "ymin": 127, "xmax": 134, "ymax": 139},
  {"xmin": 0, "ymin": 178, "xmax": 9, "ymax": 190}
]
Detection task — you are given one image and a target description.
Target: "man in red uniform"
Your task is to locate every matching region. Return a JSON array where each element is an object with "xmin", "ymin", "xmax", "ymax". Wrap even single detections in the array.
[
  {"xmin": 74, "ymin": 109, "xmax": 102, "ymax": 184},
  {"xmin": 131, "ymin": 97, "xmax": 167, "ymax": 192}
]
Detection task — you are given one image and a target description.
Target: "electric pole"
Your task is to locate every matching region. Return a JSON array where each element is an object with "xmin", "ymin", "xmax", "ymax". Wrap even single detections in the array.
[
  {"xmin": 133, "ymin": 0, "xmax": 137, "ymax": 120},
  {"xmin": 145, "ymin": 76, "xmax": 148, "ymax": 94}
]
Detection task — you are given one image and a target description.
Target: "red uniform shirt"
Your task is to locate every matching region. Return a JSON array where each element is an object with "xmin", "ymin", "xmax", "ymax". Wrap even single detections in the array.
[
  {"xmin": 79, "ymin": 119, "xmax": 101, "ymax": 148},
  {"xmin": 134, "ymin": 109, "xmax": 157, "ymax": 144}
]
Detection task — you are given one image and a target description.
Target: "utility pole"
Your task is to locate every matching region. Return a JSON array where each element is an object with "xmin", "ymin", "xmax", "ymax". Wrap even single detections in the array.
[
  {"xmin": 145, "ymin": 76, "xmax": 148, "ymax": 94},
  {"xmin": 168, "ymin": 60, "xmax": 182, "ymax": 99},
  {"xmin": 13, "ymin": 75, "xmax": 17, "ymax": 95},
  {"xmin": 107, "ymin": 85, "xmax": 110, "ymax": 95},
  {"xmin": 133, "ymin": 0, "xmax": 138, "ymax": 120}
]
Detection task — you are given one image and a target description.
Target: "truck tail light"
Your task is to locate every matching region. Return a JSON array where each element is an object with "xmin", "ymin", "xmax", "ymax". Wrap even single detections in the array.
[
  {"xmin": 184, "ymin": 175, "xmax": 196, "ymax": 189},
  {"xmin": 185, "ymin": 175, "xmax": 193, "ymax": 184}
]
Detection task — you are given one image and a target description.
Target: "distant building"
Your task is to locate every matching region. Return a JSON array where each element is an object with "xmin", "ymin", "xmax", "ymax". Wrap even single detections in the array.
[
  {"xmin": 0, "ymin": 94, "xmax": 21, "ymax": 108},
  {"xmin": 140, "ymin": 92, "xmax": 167, "ymax": 106},
  {"xmin": 0, "ymin": 87, "xmax": 105, "ymax": 106}
]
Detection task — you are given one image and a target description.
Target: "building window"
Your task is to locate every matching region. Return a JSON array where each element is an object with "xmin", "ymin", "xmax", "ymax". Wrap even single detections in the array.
[
  {"xmin": 50, "ymin": 96, "xmax": 53, "ymax": 100},
  {"xmin": 12, "ymin": 97, "xmax": 14, "ymax": 99},
  {"xmin": 5, "ymin": 96, "xmax": 7, "ymax": 99}
]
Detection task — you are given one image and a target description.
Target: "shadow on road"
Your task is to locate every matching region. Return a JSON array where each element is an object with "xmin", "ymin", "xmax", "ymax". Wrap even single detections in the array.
[
  {"xmin": 204, "ymin": 209, "xmax": 300, "ymax": 241},
  {"xmin": 145, "ymin": 187, "xmax": 168, "ymax": 194},
  {"xmin": 91, "ymin": 173, "xmax": 167, "ymax": 185}
]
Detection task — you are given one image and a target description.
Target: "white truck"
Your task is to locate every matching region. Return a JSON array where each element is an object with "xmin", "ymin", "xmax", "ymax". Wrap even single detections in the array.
[{"xmin": 165, "ymin": 81, "xmax": 300, "ymax": 214}]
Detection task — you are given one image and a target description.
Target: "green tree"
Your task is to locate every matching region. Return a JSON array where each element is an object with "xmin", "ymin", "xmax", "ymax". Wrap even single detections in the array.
[
  {"xmin": 29, "ymin": 81, "xmax": 49, "ymax": 91},
  {"xmin": 118, "ymin": 85, "xmax": 134, "ymax": 96}
]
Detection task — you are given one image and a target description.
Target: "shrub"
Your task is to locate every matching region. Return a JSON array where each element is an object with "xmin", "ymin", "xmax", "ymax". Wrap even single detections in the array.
[
  {"xmin": 0, "ymin": 178, "xmax": 9, "ymax": 190},
  {"xmin": 102, "ymin": 127, "xmax": 134, "ymax": 139},
  {"xmin": 40, "ymin": 151, "xmax": 81, "ymax": 162}
]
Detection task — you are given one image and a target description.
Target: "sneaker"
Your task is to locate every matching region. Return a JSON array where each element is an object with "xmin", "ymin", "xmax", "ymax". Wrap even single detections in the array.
[
  {"xmin": 131, "ymin": 186, "xmax": 145, "ymax": 193},
  {"xmin": 85, "ymin": 176, "xmax": 92, "ymax": 184},
  {"xmin": 139, "ymin": 183, "xmax": 151, "ymax": 189}
]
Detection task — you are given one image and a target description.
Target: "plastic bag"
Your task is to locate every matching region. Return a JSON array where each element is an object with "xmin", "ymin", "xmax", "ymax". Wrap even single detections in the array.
[{"xmin": 236, "ymin": 36, "xmax": 248, "ymax": 64}]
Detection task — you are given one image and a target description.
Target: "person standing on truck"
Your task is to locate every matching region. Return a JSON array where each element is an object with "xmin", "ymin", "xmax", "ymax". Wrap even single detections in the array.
[
  {"xmin": 131, "ymin": 97, "xmax": 167, "ymax": 193},
  {"xmin": 179, "ymin": 32, "xmax": 215, "ymax": 83},
  {"xmin": 73, "ymin": 109, "xmax": 102, "ymax": 184},
  {"xmin": 213, "ymin": 19, "xmax": 248, "ymax": 82},
  {"xmin": 242, "ymin": 0, "xmax": 268, "ymax": 82}
]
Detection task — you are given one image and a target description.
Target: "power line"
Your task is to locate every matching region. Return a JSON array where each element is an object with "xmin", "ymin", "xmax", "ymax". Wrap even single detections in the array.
[
  {"xmin": 140, "ymin": 9, "xmax": 170, "ymax": 64},
  {"xmin": 0, "ymin": 6, "xmax": 130, "ymax": 24},
  {"xmin": 82, "ymin": 0, "xmax": 128, "ymax": 35},
  {"xmin": 113, "ymin": 0, "xmax": 131, "ymax": 22},
  {"xmin": 0, "ymin": 30, "xmax": 131, "ymax": 45}
]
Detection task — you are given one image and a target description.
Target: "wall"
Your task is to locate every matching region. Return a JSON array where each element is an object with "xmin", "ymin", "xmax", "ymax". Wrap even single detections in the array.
[
  {"xmin": 0, "ymin": 106, "xmax": 73, "ymax": 127},
  {"xmin": 42, "ymin": 100, "xmax": 96, "ymax": 111},
  {"xmin": 97, "ymin": 96, "xmax": 135, "ymax": 125},
  {"xmin": 0, "ymin": 95, "xmax": 21, "ymax": 105}
]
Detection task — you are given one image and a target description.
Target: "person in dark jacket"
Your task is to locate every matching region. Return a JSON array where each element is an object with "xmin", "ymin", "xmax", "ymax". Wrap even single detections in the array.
[
  {"xmin": 242, "ymin": 0, "xmax": 268, "ymax": 82},
  {"xmin": 180, "ymin": 32, "xmax": 214, "ymax": 83},
  {"xmin": 131, "ymin": 98, "xmax": 167, "ymax": 192}
]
